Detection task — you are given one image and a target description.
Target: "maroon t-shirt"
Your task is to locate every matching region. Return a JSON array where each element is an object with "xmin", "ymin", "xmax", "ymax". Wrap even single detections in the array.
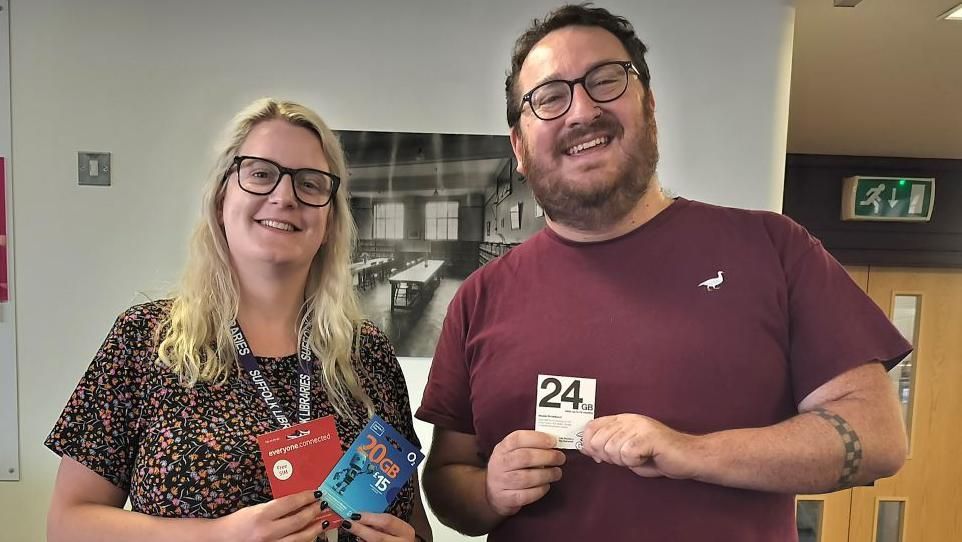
[{"xmin": 416, "ymin": 198, "xmax": 910, "ymax": 541}]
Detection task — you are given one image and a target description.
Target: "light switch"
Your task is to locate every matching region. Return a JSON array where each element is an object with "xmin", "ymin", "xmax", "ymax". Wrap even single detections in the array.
[{"xmin": 78, "ymin": 152, "xmax": 110, "ymax": 186}]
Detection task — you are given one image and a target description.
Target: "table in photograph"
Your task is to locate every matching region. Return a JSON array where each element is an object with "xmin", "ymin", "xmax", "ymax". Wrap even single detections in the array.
[
  {"xmin": 388, "ymin": 259, "xmax": 445, "ymax": 311},
  {"xmin": 350, "ymin": 257, "xmax": 393, "ymax": 290}
]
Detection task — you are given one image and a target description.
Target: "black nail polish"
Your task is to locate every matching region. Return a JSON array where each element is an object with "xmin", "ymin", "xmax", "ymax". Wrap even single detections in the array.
[
  {"xmin": 320, "ymin": 501, "xmax": 328, "ymax": 510},
  {"xmin": 313, "ymin": 489, "xmax": 323, "ymax": 499},
  {"xmin": 350, "ymin": 513, "xmax": 361, "ymax": 520},
  {"xmin": 342, "ymin": 520, "xmax": 353, "ymax": 530},
  {"xmin": 322, "ymin": 520, "xmax": 330, "ymax": 529}
]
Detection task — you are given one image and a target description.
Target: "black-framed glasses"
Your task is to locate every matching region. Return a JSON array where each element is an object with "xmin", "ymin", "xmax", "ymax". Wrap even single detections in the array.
[
  {"xmin": 223, "ymin": 155, "xmax": 340, "ymax": 208},
  {"xmin": 520, "ymin": 61, "xmax": 642, "ymax": 121}
]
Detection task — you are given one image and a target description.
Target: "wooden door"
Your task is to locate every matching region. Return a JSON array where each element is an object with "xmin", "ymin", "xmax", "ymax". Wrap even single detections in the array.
[{"xmin": 846, "ymin": 268, "xmax": 962, "ymax": 542}]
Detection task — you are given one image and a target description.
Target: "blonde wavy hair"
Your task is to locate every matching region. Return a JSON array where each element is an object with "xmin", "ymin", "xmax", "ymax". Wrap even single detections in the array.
[{"xmin": 157, "ymin": 98, "xmax": 373, "ymax": 420}]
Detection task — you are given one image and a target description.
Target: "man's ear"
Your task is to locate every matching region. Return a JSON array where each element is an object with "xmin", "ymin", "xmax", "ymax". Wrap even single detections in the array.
[{"xmin": 509, "ymin": 126, "xmax": 527, "ymax": 177}]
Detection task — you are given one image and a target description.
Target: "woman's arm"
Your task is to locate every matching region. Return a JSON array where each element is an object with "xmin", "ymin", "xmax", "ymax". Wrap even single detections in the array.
[{"xmin": 48, "ymin": 457, "xmax": 328, "ymax": 542}]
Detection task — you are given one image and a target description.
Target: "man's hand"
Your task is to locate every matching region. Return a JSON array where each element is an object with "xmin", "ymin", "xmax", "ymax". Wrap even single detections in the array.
[
  {"xmin": 580, "ymin": 414, "xmax": 701, "ymax": 480},
  {"xmin": 485, "ymin": 430, "xmax": 566, "ymax": 517}
]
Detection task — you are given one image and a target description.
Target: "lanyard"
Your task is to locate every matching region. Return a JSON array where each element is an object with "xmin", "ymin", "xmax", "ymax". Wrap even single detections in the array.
[{"xmin": 230, "ymin": 321, "xmax": 314, "ymax": 429}]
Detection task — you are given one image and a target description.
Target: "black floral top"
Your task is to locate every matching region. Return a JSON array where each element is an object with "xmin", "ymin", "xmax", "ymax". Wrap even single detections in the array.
[{"xmin": 46, "ymin": 300, "xmax": 420, "ymax": 539}]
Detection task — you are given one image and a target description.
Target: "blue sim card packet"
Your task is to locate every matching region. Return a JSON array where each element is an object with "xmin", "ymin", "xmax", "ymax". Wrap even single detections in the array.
[{"xmin": 319, "ymin": 415, "xmax": 424, "ymax": 519}]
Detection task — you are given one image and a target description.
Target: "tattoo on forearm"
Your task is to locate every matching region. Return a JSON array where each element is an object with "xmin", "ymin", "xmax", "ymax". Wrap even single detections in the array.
[{"xmin": 811, "ymin": 408, "xmax": 863, "ymax": 488}]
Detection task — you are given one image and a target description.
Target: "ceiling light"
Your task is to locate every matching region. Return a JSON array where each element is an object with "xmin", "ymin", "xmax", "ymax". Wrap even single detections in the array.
[{"xmin": 942, "ymin": 2, "xmax": 962, "ymax": 19}]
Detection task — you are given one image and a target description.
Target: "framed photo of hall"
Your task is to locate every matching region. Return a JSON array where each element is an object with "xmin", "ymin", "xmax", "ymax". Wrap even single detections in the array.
[{"xmin": 339, "ymin": 130, "xmax": 545, "ymax": 358}]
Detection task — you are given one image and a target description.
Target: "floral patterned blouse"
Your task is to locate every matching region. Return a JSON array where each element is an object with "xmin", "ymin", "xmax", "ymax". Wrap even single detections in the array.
[{"xmin": 46, "ymin": 301, "xmax": 420, "ymax": 539}]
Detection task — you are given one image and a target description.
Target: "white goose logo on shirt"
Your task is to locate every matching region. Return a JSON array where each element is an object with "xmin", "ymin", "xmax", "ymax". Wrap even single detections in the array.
[{"xmin": 698, "ymin": 271, "xmax": 725, "ymax": 291}]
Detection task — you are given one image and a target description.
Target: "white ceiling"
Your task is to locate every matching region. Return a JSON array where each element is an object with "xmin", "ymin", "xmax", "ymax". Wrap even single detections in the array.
[
  {"xmin": 789, "ymin": 0, "xmax": 962, "ymax": 158},
  {"xmin": 348, "ymin": 157, "xmax": 506, "ymax": 198}
]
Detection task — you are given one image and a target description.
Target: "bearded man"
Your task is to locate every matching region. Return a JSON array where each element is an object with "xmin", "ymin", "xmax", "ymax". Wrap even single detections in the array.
[{"xmin": 416, "ymin": 5, "xmax": 910, "ymax": 541}]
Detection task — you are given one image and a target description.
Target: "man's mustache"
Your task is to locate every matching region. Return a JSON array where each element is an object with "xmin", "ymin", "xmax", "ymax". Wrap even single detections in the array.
[{"xmin": 555, "ymin": 114, "xmax": 625, "ymax": 155}]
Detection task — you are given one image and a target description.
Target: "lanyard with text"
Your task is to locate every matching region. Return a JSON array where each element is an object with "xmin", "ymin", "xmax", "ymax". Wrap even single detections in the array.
[{"xmin": 231, "ymin": 321, "xmax": 314, "ymax": 429}]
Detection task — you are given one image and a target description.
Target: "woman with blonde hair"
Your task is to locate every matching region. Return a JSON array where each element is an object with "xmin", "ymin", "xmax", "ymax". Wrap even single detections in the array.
[{"xmin": 46, "ymin": 98, "xmax": 431, "ymax": 542}]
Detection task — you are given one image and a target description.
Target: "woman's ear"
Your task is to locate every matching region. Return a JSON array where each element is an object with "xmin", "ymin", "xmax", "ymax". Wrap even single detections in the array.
[{"xmin": 216, "ymin": 184, "xmax": 227, "ymax": 226}]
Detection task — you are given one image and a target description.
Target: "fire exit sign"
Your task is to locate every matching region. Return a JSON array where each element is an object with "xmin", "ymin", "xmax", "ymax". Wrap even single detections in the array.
[{"xmin": 841, "ymin": 176, "xmax": 935, "ymax": 222}]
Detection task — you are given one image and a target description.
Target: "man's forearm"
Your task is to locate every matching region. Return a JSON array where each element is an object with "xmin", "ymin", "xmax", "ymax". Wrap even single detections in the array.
[
  {"xmin": 422, "ymin": 464, "xmax": 506, "ymax": 536},
  {"xmin": 690, "ymin": 397, "xmax": 906, "ymax": 494}
]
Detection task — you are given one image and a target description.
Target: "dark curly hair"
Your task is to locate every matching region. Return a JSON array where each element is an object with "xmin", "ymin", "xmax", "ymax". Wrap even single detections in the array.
[{"xmin": 505, "ymin": 3, "xmax": 652, "ymax": 128}]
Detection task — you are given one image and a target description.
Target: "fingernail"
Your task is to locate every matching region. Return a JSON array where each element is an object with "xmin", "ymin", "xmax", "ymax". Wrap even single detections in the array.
[
  {"xmin": 313, "ymin": 489, "xmax": 323, "ymax": 499},
  {"xmin": 342, "ymin": 520, "xmax": 353, "ymax": 530},
  {"xmin": 322, "ymin": 520, "xmax": 330, "ymax": 529},
  {"xmin": 350, "ymin": 513, "xmax": 361, "ymax": 520},
  {"xmin": 320, "ymin": 501, "xmax": 328, "ymax": 510}
]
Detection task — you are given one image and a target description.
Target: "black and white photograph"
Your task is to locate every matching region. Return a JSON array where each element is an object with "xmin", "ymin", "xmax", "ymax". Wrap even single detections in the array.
[{"xmin": 341, "ymin": 130, "xmax": 544, "ymax": 358}]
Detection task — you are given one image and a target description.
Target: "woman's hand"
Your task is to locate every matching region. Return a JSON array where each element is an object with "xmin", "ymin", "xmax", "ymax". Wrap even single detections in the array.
[
  {"xmin": 211, "ymin": 490, "xmax": 328, "ymax": 542},
  {"xmin": 341, "ymin": 512, "xmax": 420, "ymax": 542}
]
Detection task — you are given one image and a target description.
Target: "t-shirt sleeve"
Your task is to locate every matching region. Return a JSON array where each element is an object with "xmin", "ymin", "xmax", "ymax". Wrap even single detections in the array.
[
  {"xmin": 361, "ymin": 323, "xmax": 422, "ymax": 449},
  {"xmin": 767, "ymin": 215, "xmax": 913, "ymax": 405},
  {"xmin": 414, "ymin": 281, "xmax": 476, "ymax": 435},
  {"xmin": 44, "ymin": 308, "xmax": 151, "ymax": 491}
]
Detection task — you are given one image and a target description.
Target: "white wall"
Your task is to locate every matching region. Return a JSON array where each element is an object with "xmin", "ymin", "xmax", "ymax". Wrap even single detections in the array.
[
  {"xmin": 399, "ymin": 358, "xmax": 485, "ymax": 541},
  {"xmin": 1, "ymin": 0, "xmax": 795, "ymax": 540},
  {"xmin": 0, "ymin": 0, "xmax": 18, "ymax": 484}
]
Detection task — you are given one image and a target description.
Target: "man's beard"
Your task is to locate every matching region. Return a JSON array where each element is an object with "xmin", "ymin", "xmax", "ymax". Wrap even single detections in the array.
[{"xmin": 522, "ymin": 99, "xmax": 659, "ymax": 231}]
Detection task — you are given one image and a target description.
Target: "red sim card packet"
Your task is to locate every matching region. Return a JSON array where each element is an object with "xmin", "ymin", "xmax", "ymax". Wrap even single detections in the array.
[{"xmin": 257, "ymin": 416, "xmax": 344, "ymax": 530}]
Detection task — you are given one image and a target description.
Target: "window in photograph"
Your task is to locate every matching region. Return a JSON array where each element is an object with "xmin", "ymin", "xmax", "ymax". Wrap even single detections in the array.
[
  {"xmin": 375, "ymin": 202, "xmax": 404, "ymax": 239},
  {"xmin": 425, "ymin": 201, "xmax": 458, "ymax": 240}
]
